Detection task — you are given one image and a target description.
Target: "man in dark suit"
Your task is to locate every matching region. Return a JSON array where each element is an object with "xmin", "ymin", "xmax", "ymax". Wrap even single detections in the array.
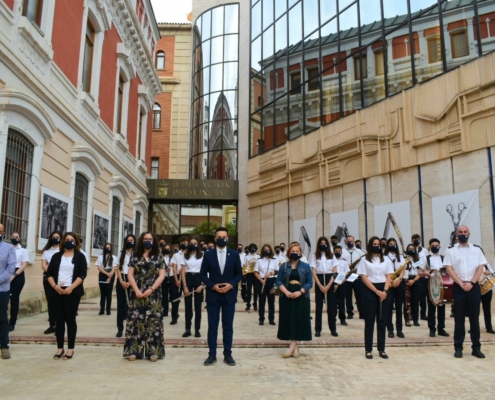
[{"xmin": 200, "ymin": 227, "xmax": 242, "ymax": 366}]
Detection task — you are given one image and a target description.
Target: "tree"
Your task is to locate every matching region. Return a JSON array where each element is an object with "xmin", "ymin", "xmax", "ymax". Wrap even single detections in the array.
[{"xmin": 186, "ymin": 220, "xmax": 237, "ymax": 237}]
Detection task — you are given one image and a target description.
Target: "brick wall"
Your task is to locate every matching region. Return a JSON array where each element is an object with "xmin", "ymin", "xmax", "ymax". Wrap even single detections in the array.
[
  {"xmin": 99, "ymin": 26, "xmax": 120, "ymax": 131},
  {"xmin": 156, "ymin": 36, "xmax": 175, "ymax": 77}
]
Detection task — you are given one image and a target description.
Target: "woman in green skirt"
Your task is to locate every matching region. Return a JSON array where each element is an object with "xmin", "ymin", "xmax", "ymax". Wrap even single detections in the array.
[{"xmin": 276, "ymin": 243, "xmax": 313, "ymax": 358}]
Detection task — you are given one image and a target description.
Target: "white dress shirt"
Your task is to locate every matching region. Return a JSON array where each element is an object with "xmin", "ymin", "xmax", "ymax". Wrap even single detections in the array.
[
  {"xmin": 14, "ymin": 244, "xmax": 29, "ymax": 269},
  {"xmin": 170, "ymin": 251, "xmax": 185, "ymax": 274},
  {"xmin": 96, "ymin": 254, "xmax": 118, "ymax": 272},
  {"xmin": 427, "ymin": 254, "xmax": 444, "ymax": 271},
  {"xmin": 80, "ymin": 249, "xmax": 90, "ymax": 265},
  {"xmin": 309, "ymin": 254, "xmax": 337, "ymax": 274},
  {"xmin": 254, "ymin": 257, "xmax": 277, "ymax": 278},
  {"xmin": 164, "ymin": 255, "xmax": 173, "ymax": 276},
  {"xmin": 182, "ymin": 253, "xmax": 203, "ymax": 273},
  {"xmin": 342, "ymin": 247, "xmax": 366, "ymax": 267},
  {"xmin": 42, "ymin": 246, "xmax": 59, "ymax": 264},
  {"xmin": 443, "ymin": 243, "xmax": 487, "ymax": 282},
  {"xmin": 239, "ymin": 252, "xmax": 246, "ymax": 267},
  {"xmin": 335, "ymin": 259, "xmax": 350, "ymax": 274},
  {"xmin": 216, "ymin": 247, "xmax": 226, "ymax": 274},
  {"xmin": 357, "ymin": 256, "xmax": 393, "ymax": 284},
  {"xmin": 119, "ymin": 251, "xmax": 132, "ymax": 275}
]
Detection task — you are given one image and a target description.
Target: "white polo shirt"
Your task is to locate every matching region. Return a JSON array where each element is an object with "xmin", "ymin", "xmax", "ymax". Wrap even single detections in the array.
[
  {"xmin": 357, "ymin": 256, "xmax": 393, "ymax": 284},
  {"xmin": 42, "ymin": 246, "xmax": 59, "ymax": 264},
  {"xmin": 14, "ymin": 244, "xmax": 29, "ymax": 269},
  {"xmin": 443, "ymin": 243, "xmax": 487, "ymax": 282}
]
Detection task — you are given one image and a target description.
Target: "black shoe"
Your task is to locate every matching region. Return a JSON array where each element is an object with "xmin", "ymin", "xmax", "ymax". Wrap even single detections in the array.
[
  {"xmin": 429, "ymin": 331, "xmax": 436, "ymax": 337},
  {"xmin": 438, "ymin": 330, "xmax": 450, "ymax": 337},
  {"xmin": 388, "ymin": 332, "xmax": 394, "ymax": 338},
  {"xmin": 204, "ymin": 355, "xmax": 217, "ymax": 366},
  {"xmin": 224, "ymin": 355, "xmax": 236, "ymax": 366},
  {"xmin": 116, "ymin": 331, "xmax": 123, "ymax": 338},
  {"xmin": 253, "ymin": 306, "xmax": 258, "ymax": 311},
  {"xmin": 245, "ymin": 305, "xmax": 251, "ymax": 311},
  {"xmin": 359, "ymin": 315, "xmax": 365, "ymax": 320},
  {"xmin": 347, "ymin": 314, "xmax": 354, "ymax": 320},
  {"xmin": 269, "ymin": 321, "xmax": 276, "ymax": 326},
  {"xmin": 420, "ymin": 316, "xmax": 427, "ymax": 321},
  {"xmin": 366, "ymin": 352, "xmax": 373, "ymax": 359},
  {"xmin": 259, "ymin": 320, "xmax": 264, "ymax": 326},
  {"xmin": 405, "ymin": 322, "xmax": 411, "ymax": 327},
  {"xmin": 44, "ymin": 327, "xmax": 56, "ymax": 334},
  {"xmin": 195, "ymin": 330, "xmax": 201, "ymax": 338},
  {"xmin": 170, "ymin": 320, "xmax": 177, "ymax": 325},
  {"xmin": 397, "ymin": 332, "xmax": 405, "ymax": 338},
  {"xmin": 450, "ymin": 312, "xmax": 454, "ymax": 318},
  {"xmin": 454, "ymin": 350, "xmax": 463, "ymax": 358},
  {"xmin": 414, "ymin": 321, "xmax": 420, "ymax": 327},
  {"xmin": 486, "ymin": 328, "xmax": 495, "ymax": 334},
  {"xmin": 9, "ymin": 325, "xmax": 14, "ymax": 332},
  {"xmin": 315, "ymin": 331, "xmax": 321, "ymax": 337},
  {"xmin": 106, "ymin": 311, "xmax": 111, "ymax": 316},
  {"xmin": 331, "ymin": 331, "xmax": 338, "ymax": 337},
  {"xmin": 182, "ymin": 330, "xmax": 191, "ymax": 338},
  {"xmin": 379, "ymin": 351, "xmax": 389, "ymax": 359},
  {"xmin": 99, "ymin": 311, "xmax": 104, "ymax": 315},
  {"xmin": 341, "ymin": 321, "xmax": 348, "ymax": 326},
  {"xmin": 472, "ymin": 349, "xmax": 485, "ymax": 359},
  {"xmin": 163, "ymin": 313, "xmax": 169, "ymax": 317}
]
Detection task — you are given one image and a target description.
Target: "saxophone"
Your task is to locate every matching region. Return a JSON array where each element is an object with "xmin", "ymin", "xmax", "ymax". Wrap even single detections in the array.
[
  {"xmin": 346, "ymin": 255, "xmax": 365, "ymax": 276},
  {"xmin": 391, "ymin": 257, "xmax": 411, "ymax": 285}
]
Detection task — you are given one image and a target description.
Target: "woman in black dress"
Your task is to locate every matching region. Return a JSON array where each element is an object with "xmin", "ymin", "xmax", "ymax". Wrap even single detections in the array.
[
  {"xmin": 123, "ymin": 232, "xmax": 166, "ymax": 362},
  {"xmin": 276, "ymin": 243, "xmax": 313, "ymax": 358}
]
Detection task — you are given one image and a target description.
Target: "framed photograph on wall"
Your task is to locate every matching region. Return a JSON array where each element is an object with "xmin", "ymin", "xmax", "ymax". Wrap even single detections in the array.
[
  {"xmin": 92, "ymin": 210, "xmax": 110, "ymax": 257},
  {"xmin": 38, "ymin": 188, "xmax": 70, "ymax": 250},
  {"xmin": 123, "ymin": 217, "xmax": 134, "ymax": 239}
]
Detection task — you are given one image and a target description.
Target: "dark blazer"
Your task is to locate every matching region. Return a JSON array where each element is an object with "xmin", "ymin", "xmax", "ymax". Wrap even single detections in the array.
[
  {"xmin": 200, "ymin": 247, "xmax": 242, "ymax": 305},
  {"xmin": 46, "ymin": 251, "xmax": 88, "ymax": 297}
]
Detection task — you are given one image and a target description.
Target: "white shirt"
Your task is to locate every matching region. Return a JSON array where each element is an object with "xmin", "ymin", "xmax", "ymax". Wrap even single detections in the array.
[
  {"xmin": 443, "ymin": 243, "xmax": 487, "ymax": 282},
  {"xmin": 335, "ymin": 259, "xmax": 350, "ymax": 274},
  {"xmin": 309, "ymin": 254, "xmax": 337, "ymax": 274},
  {"xmin": 245, "ymin": 253, "xmax": 260, "ymax": 264},
  {"xmin": 426, "ymin": 254, "xmax": 443, "ymax": 271},
  {"xmin": 80, "ymin": 249, "xmax": 90, "ymax": 265},
  {"xmin": 58, "ymin": 256, "xmax": 74, "ymax": 287},
  {"xmin": 182, "ymin": 253, "xmax": 203, "ymax": 273},
  {"xmin": 14, "ymin": 244, "xmax": 29, "ymax": 269},
  {"xmin": 239, "ymin": 252, "xmax": 246, "ymax": 267},
  {"xmin": 342, "ymin": 248, "xmax": 366, "ymax": 267},
  {"xmin": 417, "ymin": 247, "xmax": 428, "ymax": 267},
  {"xmin": 254, "ymin": 257, "xmax": 277, "ymax": 278},
  {"xmin": 170, "ymin": 251, "xmax": 185, "ymax": 274},
  {"xmin": 357, "ymin": 256, "xmax": 393, "ymax": 283},
  {"xmin": 96, "ymin": 254, "xmax": 118, "ymax": 272},
  {"xmin": 120, "ymin": 251, "xmax": 132, "ymax": 275},
  {"xmin": 164, "ymin": 255, "xmax": 173, "ymax": 276},
  {"xmin": 42, "ymin": 246, "xmax": 59, "ymax": 264},
  {"xmin": 386, "ymin": 253, "xmax": 405, "ymax": 271},
  {"xmin": 300, "ymin": 254, "xmax": 308, "ymax": 263},
  {"xmin": 216, "ymin": 247, "xmax": 227, "ymax": 274}
]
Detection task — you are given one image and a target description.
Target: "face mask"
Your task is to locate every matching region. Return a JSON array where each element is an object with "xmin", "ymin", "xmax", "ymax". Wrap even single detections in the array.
[
  {"xmin": 237, "ymin": 248, "xmax": 243, "ymax": 252},
  {"xmin": 143, "ymin": 241, "xmax": 153, "ymax": 249},
  {"xmin": 174, "ymin": 249, "xmax": 179, "ymax": 253},
  {"xmin": 331, "ymin": 241, "xmax": 338, "ymax": 247},
  {"xmin": 245, "ymin": 249, "xmax": 249, "ymax": 254},
  {"xmin": 372, "ymin": 246, "xmax": 381, "ymax": 254},
  {"xmin": 280, "ymin": 246, "xmax": 285, "ymax": 252},
  {"xmin": 125, "ymin": 241, "xmax": 135, "ymax": 249},
  {"xmin": 431, "ymin": 246, "xmax": 440, "ymax": 254},
  {"xmin": 458, "ymin": 235, "xmax": 469, "ymax": 244},
  {"xmin": 159, "ymin": 242, "xmax": 165, "ymax": 248},
  {"xmin": 164, "ymin": 249, "xmax": 171, "ymax": 255},
  {"xmin": 104, "ymin": 247, "xmax": 111, "ymax": 254},
  {"xmin": 319, "ymin": 244, "xmax": 328, "ymax": 251},
  {"xmin": 263, "ymin": 250, "xmax": 270, "ymax": 257},
  {"xmin": 335, "ymin": 252, "xmax": 341, "ymax": 259},
  {"xmin": 65, "ymin": 241, "xmax": 75, "ymax": 250},
  {"xmin": 180, "ymin": 244, "xmax": 187, "ymax": 251},
  {"xmin": 355, "ymin": 244, "xmax": 361, "ymax": 250},
  {"xmin": 346, "ymin": 241, "xmax": 354, "ymax": 249},
  {"xmin": 11, "ymin": 238, "xmax": 20, "ymax": 246},
  {"xmin": 52, "ymin": 238, "xmax": 60, "ymax": 245},
  {"xmin": 275, "ymin": 250, "xmax": 280, "ymax": 255},
  {"xmin": 202, "ymin": 247, "xmax": 208, "ymax": 251},
  {"xmin": 189, "ymin": 244, "xmax": 198, "ymax": 251},
  {"xmin": 381, "ymin": 243, "xmax": 387, "ymax": 248},
  {"xmin": 208, "ymin": 246, "xmax": 215, "ymax": 250},
  {"xmin": 413, "ymin": 240, "xmax": 420, "ymax": 247},
  {"xmin": 407, "ymin": 250, "xmax": 416, "ymax": 256},
  {"xmin": 388, "ymin": 246, "xmax": 397, "ymax": 253},
  {"xmin": 290, "ymin": 253, "xmax": 300, "ymax": 261},
  {"xmin": 249, "ymin": 247, "xmax": 256, "ymax": 253},
  {"xmin": 216, "ymin": 238, "xmax": 227, "ymax": 248}
]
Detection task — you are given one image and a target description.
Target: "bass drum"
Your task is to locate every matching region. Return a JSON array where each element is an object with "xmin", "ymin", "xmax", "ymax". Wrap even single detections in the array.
[
  {"xmin": 440, "ymin": 268, "xmax": 454, "ymax": 303},
  {"xmin": 428, "ymin": 270, "xmax": 444, "ymax": 306}
]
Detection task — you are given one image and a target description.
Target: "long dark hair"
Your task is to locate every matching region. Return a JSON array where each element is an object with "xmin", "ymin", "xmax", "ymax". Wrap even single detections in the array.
[
  {"xmin": 102, "ymin": 243, "xmax": 113, "ymax": 267},
  {"xmin": 260, "ymin": 244, "xmax": 274, "ymax": 258},
  {"xmin": 42, "ymin": 230, "xmax": 63, "ymax": 251},
  {"xmin": 60, "ymin": 232, "xmax": 81, "ymax": 253},
  {"xmin": 406, "ymin": 243, "xmax": 420, "ymax": 263},
  {"xmin": 119, "ymin": 234, "xmax": 136, "ymax": 268},
  {"xmin": 134, "ymin": 232, "xmax": 159, "ymax": 258},
  {"xmin": 365, "ymin": 236, "xmax": 384, "ymax": 263},
  {"xmin": 184, "ymin": 237, "xmax": 203, "ymax": 260},
  {"xmin": 384, "ymin": 238, "xmax": 398, "ymax": 257},
  {"xmin": 315, "ymin": 236, "xmax": 333, "ymax": 260}
]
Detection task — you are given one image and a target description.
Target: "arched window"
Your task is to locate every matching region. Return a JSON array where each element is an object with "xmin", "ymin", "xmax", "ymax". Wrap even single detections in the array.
[
  {"xmin": 72, "ymin": 173, "xmax": 89, "ymax": 244},
  {"xmin": 156, "ymin": 51, "xmax": 165, "ymax": 69},
  {"xmin": 110, "ymin": 197, "xmax": 121, "ymax": 255},
  {"xmin": 153, "ymin": 103, "xmax": 161, "ymax": 129},
  {"xmin": 1, "ymin": 129, "xmax": 34, "ymax": 245}
]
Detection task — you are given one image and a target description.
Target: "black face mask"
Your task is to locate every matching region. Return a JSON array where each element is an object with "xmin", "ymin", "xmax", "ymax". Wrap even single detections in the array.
[
  {"xmin": 431, "ymin": 246, "xmax": 440, "ymax": 254},
  {"xmin": 263, "ymin": 250, "xmax": 270, "ymax": 257},
  {"xmin": 319, "ymin": 244, "xmax": 328, "ymax": 252},
  {"xmin": 65, "ymin": 241, "xmax": 75, "ymax": 250},
  {"xmin": 413, "ymin": 240, "xmax": 421, "ymax": 247},
  {"xmin": 189, "ymin": 244, "xmax": 198, "ymax": 251},
  {"xmin": 164, "ymin": 249, "xmax": 171, "ymax": 255},
  {"xmin": 104, "ymin": 247, "xmax": 111, "ymax": 254},
  {"xmin": 407, "ymin": 250, "xmax": 416, "ymax": 257},
  {"xmin": 202, "ymin": 247, "xmax": 208, "ymax": 252},
  {"xmin": 11, "ymin": 238, "xmax": 20, "ymax": 246},
  {"xmin": 458, "ymin": 235, "xmax": 469, "ymax": 244},
  {"xmin": 249, "ymin": 247, "xmax": 257, "ymax": 253},
  {"xmin": 159, "ymin": 242, "xmax": 165, "ymax": 248},
  {"xmin": 331, "ymin": 241, "xmax": 338, "ymax": 247},
  {"xmin": 275, "ymin": 250, "xmax": 280, "ymax": 255},
  {"xmin": 355, "ymin": 244, "xmax": 361, "ymax": 250},
  {"xmin": 52, "ymin": 238, "xmax": 60, "ymax": 245},
  {"xmin": 180, "ymin": 244, "xmax": 187, "ymax": 251},
  {"xmin": 335, "ymin": 252, "xmax": 342, "ymax": 259},
  {"xmin": 388, "ymin": 246, "xmax": 397, "ymax": 253},
  {"xmin": 372, "ymin": 246, "xmax": 381, "ymax": 254},
  {"xmin": 290, "ymin": 253, "xmax": 300, "ymax": 261},
  {"xmin": 280, "ymin": 247, "xmax": 285, "ymax": 252},
  {"xmin": 125, "ymin": 241, "xmax": 135, "ymax": 249},
  {"xmin": 174, "ymin": 249, "xmax": 179, "ymax": 253}
]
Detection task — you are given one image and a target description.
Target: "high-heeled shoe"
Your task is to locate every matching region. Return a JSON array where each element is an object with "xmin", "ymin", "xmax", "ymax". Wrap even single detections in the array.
[
  {"xmin": 292, "ymin": 348, "xmax": 300, "ymax": 358},
  {"xmin": 63, "ymin": 350, "xmax": 74, "ymax": 360},
  {"xmin": 53, "ymin": 350, "xmax": 64, "ymax": 360},
  {"xmin": 282, "ymin": 350, "xmax": 294, "ymax": 358}
]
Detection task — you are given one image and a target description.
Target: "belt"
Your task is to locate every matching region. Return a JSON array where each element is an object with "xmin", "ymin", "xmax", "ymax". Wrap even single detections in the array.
[
  {"xmin": 289, "ymin": 280, "xmax": 301, "ymax": 284},
  {"xmin": 186, "ymin": 272, "xmax": 200, "ymax": 275},
  {"xmin": 267, "ymin": 276, "xmax": 276, "ymax": 279},
  {"xmin": 409, "ymin": 275, "xmax": 416, "ymax": 278}
]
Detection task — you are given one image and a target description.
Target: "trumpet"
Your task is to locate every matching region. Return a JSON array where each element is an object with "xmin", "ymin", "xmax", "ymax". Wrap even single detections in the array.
[{"xmin": 391, "ymin": 257, "xmax": 411, "ymax": 285}]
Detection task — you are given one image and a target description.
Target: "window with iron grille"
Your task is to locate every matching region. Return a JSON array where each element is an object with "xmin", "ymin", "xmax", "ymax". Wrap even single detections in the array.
[
  {"xmin": 110, "ymin": 197, "xmax": 121, "ymax": 255},
  {"xmin": 72, "ymin": 173, "xmax": 89, "ymax": 245},
  {"xmin": 135, "ymin": 211, "xmax": 141, "ymax": 238},
  {"xmin": 1, "ymin": 129, "xmax": 34, "ymax": 246}
]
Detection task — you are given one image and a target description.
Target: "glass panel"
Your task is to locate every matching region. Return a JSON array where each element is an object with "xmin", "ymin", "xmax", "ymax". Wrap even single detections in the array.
[
  {"xmin": 210, "ymin": 36, "xmax": 223, "ymax": 64},
  {"xmin": 223, "ymin": 91, "xmax": 238, "ymax": 131},
  {"xmin": 263, "ymin": 25, "xmax": 274, "ymax": 63},
  {"xmin": 480, "ymin": 1, "xmax": 495, "ymax": 55},
  {"xmin": 288, "ymin": 0, "xmax": 299, "ymax": 8},
  {"xmin": 305, "ymin": 76, "xmax": 320, "ymax": 134},
  {"xmin": 288, "ymin": 1, "xmax": 302, "ymax": 46},
  {"xmin": 190, "ymin": 153, "xmax": 208, "ymax": 179},
  {"xmin": 209, "ymin": 91, "xmax": 222, "ymax": 123},
  {"xmin": 340, "ymin": 54, "xmax": 357, "ymax": 116},
  {"xmin": 252, "ymin": 0, "xmax": 262, "ymax": 39},
  {"xmin": 275, "ymin": 0, "xmax": 287, "ymax": 19},
  {"xmin": 202, "ymin": 66, "xmax": 210, "ymax": 95},
  {"xmin": 261, "ymin": 102, "xmax": 274, "ymax": 152},
  {"xmin": 274, "ymin": 94, "xmax": 289, "ymax": 146},
  {"xmin": 212, "ymin": 6, "xmax": 224, "ymax": 37},
  {"xmin": 210, "ymin": 64, "xmax": 223, "ymax": 92},
  {"xmin": 382, "ymin": 0, "xmax": 408, "ymax": 21},
  {"xmin": 320, "ymin": 0, "xmax": 336, "ymax": 25},
  {"xmin": 207, "ymin": 149, "xmax": 237, "ymax": 180},
  {"xmin": 364, "ymin": 45, "xmax": 386, "ymax": 107},
  {"xmin": 338, "ymin": 2, "xmax": 358, "ymax": 33},
  {"xmin": 442, "ymin": 6, "xmax": 475, "ymax": 70},
  {"xmin": 195, "ymin": 15, "xmax": 202, "ymax": 41},
  {"xmin": 250, "ymin": 107, "xmax": 262, "ymax": 156},
  {"xmin": 410, "ymin": 0, "xmax": 438, "ymax": 15},
  {"xmin": 304, "ymin": 0, "xmax": 319, "ymax": 38},
  {"xmin": 224, "ymin": 4, "xmax": 239, "ymax": 34},
  {"xmin": 224, "ymin": 34, "xmax": 239, "ymax": 62},
  {"xmin": 386, "ymin": 29, "xmax": 413, "ymax": 97},
  {"xmin": 202, "ymin": 10, "xmax": 211, "ymax": 41},
  {"xmin": 223, "ymin": 62, "xmax": 238, "ymax": 90},
  {"xmin": 152, "ymin": 204, "xmax": 180, "ymax": 235},
  {"xmin": 263, "ymin": 0, "xmax": 274, "ymax": 30},
  {"xmin": 359, "ymin": 0, "xmax": 382, "ymax": 46},
  {"xmin": 181, "ymin": 204, "xmax": 209, "ymax": 234},
  {"xmin": 252, "ymin": 35, "xmax": 262, "ymax": 71},
  {"xmin": 275, "ymin": 14, "xmax": 287, "ymax": 54},
  {"xmin": 202, "ymin": 39, "xmax": 211, "ymax": 67}
]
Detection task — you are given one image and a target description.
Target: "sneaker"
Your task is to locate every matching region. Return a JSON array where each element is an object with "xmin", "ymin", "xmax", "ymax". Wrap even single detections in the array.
[
  {"xmin": 1, "ymin": 348, "xmax": 11, "ymax": 359},
  {"xmin": 44, "ymin": 326, "xmax": 56, "ymax": 334}
]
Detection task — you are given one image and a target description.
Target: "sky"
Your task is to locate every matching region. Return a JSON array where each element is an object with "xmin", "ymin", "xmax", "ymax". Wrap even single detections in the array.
[{"xmin": 150, "ymin": 0, "xmax": 192, "ymax": 24}]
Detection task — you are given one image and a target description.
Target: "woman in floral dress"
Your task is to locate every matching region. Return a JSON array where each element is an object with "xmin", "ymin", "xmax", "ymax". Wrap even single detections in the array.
[{"xmin": 123, "ymin": 232, "xmax": 166, "ymax": 361}]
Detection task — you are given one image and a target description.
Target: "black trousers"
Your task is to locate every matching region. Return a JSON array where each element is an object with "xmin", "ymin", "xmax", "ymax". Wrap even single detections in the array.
[
  {"xmin": 43, "ymin": 277, "xmax": 56, "ymax": 327},
  {"xmin": 315, "ymin": 274, "xmax": 337, "ymax": 333},
  {"xmin": 363, "ymin": 282, "xmax": 389, "ymax": 353},
  {"xmin": 98, "ymin": 273, "xmax": 115, "ymax": 313},
  {"xmin": 115, "ymin": 277, "xmax": 131, "ymax": 332},
  {"xmin": 407, "ymin": 277, "xmax": 422, "ymax": 323},
  {"xmin": 387, "ymin": 279, "xmax": 405, "ymax": 333},
  {"xmin": 453, "ymin": 282, "xmax": 481, "ymax": 351},
  {"xmin": 161, "ymin": 277, "xmax": 170, "ymax": 316},
  {"xmin": 169, "ymin": 275, "xmax": 181, "ymax": 322},
  {"xmin": 254, "ymin": 278, "xmax": 275, "ymax": 322},
  {"xmin": 184, "ymin": 273, "xmax": 204, "ymax": 331},
  {"xmin": 427, "ymin": 295, "xmax": 446, "ymax": 332},
  {"xmin": 241, "ymin": 276, "xmax": 247, "ymax": 302},
  {"xmin": 348, "ymin": 278, "xmax": 365, "ymax": 317},
  {"xmin": 481, "ymin": 289, "xmax": 493, "ymax": 331},
  {"xmin": 245, "ymin": 273, "xmax": 258, "ymax": 308},
  {"xmin": 9, "ymin": 271, "xmax": 25, "ymax": 327},
  {"xmin": 337, "ymin": 282, "xmax": 348, "ymax": 321},
  {"xmin": 419, "ymin": 278, "xmax": 428, "ymax": 318},
  {"xmin": 53, "ymin": 291, "xmax": 81, "ymax": 349}
]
